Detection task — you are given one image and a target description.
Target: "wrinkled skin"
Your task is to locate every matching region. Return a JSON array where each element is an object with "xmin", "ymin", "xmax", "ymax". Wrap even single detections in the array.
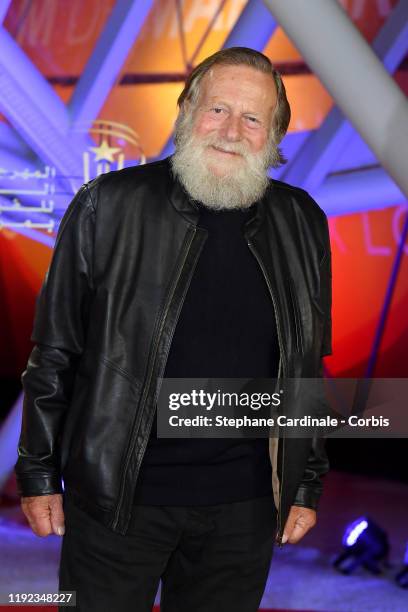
[{"xmin": 21, "ymin": 494, "xmax": 65, "ymax": 537}]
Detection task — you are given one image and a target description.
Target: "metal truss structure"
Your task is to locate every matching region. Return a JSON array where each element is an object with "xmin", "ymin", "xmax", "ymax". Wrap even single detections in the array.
[
  {"xmin": 0, "ymin": 0, "xmax": 406, "ymax": 235},
  {"xmin": 0, "ymin": 0, "xmax": 407, "ymax": 490}
]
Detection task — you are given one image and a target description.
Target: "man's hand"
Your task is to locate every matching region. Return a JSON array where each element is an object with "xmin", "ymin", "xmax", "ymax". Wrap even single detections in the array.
[
  {"xmin": 280, "ymin": 505, "xmax": 317, "ymax": 544},
  {"xmin": 21, "ymin": 494, "xmax": 65, "ymax": 538}
]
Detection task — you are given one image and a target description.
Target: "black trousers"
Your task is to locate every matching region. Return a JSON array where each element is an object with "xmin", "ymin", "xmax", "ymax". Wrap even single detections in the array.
[{"xmin": 59, "ymin": 492, "xmax": 277, "ymax": 612}]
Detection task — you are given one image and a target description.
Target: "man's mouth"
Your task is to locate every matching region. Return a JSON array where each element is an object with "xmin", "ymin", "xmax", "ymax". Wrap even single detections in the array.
[{"xmin": 211, "ymin": 145, "xmax": 241, "ymax": 157}]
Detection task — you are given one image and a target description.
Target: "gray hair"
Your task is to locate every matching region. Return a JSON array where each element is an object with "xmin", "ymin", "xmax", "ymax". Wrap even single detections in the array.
[{"xmin": 176, "ymin": 47, "xmax": 291, "ymax": 167}]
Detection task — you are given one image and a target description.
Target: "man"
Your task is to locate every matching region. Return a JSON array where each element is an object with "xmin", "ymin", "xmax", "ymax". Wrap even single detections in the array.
[{"xmin": 15, "ymin": 47, "xmax": 332, "ymax": 611}]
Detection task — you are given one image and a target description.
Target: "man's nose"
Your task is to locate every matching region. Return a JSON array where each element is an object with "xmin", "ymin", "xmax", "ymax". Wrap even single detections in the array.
[{"xmin": 221, "ymin": 115, "xmax": 242, "ymax": 141}]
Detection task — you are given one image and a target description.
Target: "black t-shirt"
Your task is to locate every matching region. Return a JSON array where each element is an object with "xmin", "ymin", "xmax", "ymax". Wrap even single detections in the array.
[{"xmin": 133, "ymin": 200, "xmax": 280, "ymax": 505}]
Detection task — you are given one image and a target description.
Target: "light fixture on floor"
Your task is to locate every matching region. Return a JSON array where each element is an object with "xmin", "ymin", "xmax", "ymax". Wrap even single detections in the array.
[
  {"xmin": 333, "ymin": 516, "xmax": 389, "ymax": 574},
  {"xmin": 395, "ymin": 542, "xmax": 408, "ymax": 588}
]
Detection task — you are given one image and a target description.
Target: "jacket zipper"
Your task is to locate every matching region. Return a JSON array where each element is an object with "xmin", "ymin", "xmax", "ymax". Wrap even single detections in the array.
[
  {"xmin": 112, "ymin": 226, "xmax": 198, "ymax": 530},
  {"xmin": 288, "ymin": 276, "xmax": 303, "ymax": 353},
  {"xmin": 132, "ymin": 227, "xmax": 206, "ymax": 481},
  {"xmin": 246, "ymin": 238, "xmax": 287, "ymax": 547}
]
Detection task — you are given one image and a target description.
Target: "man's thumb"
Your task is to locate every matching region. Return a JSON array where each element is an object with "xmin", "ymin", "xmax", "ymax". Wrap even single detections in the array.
[{"xmin": 49, "ymin": 496, "xmax": 65, "ymax": 536}]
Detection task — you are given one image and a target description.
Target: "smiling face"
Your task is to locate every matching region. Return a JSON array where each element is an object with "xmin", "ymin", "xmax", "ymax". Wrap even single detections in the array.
[
  {"xmin": 190, "ymin": 64, "xmax": 278, "ymax": 176},
  {"xmin": 171, "ymin": 63, "xmax": 280, "ymax": 210}
]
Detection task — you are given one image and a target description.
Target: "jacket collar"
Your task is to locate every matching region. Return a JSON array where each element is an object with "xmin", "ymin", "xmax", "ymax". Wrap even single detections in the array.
[{"xmin": 165, "ymin": 154, "xmax": 272, "ymax": 236}]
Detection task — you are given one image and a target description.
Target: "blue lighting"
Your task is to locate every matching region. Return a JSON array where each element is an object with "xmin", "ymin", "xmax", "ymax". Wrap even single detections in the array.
[
  {"xmin": 343, "ymin": 517, "xmax": 369, "ymax": 547},
  {"xmin": 335, "ymin": 516, "xmax": 390, "ymax": 575}
]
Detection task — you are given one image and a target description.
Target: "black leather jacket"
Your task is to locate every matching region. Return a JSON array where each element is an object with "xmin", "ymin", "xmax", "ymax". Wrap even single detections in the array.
[{"xmin": 15, "ymin": 156, "xmax": 332, "ymax": 545}]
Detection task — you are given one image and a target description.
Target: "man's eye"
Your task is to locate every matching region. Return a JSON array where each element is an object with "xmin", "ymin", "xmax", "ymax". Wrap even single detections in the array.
[
  {"xmin": 211, "ymin": 107, "xmax": 224, "ymax": 114},
  {"xmin": 246, "ymin": 116, "xmax": 258, "ymax": 123}
]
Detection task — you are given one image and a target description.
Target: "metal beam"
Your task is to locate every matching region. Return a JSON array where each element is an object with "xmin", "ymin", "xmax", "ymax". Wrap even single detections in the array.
[
  {"xmin": 0, "ymin": 26, "xmax": 84, "ymax": 181},
  {"xmin": 365, "ymin": 207, "xmax": 408, "ymax": 377},
  {"xmin": 0, "ymin": 122, "xmax": 35, "ymax": 160},
  {"xmin": 373, "ymin": 0, "xmax": 408, "ymax": 72},
  {"xmin": 69, "ymin": 0, "xmax": 154, "ymax": 128},
  {"xmin": 223, "ymin": 0, "xmax": 277, "ymax": 50},
  {"xmin": 263, "ymin": 0, "xmax": 408, "ymax": 198},
  {"xmin": 278, "ymin": 0, "xmax": 408, "ymax": 192},
  {"xmin": 0, "ymin": 395, "xmax": 22, "ymax": 491},
  {"xmin": 313, "ymin": 167, "xmax": 406, "ymax": 217},
  {"xmin": 158, "ymin": 0, "xmax": 278, "ymax": 159},
  {"xmin": 0, "ymin": 0, "xmax": 11, "ymax": 24}
]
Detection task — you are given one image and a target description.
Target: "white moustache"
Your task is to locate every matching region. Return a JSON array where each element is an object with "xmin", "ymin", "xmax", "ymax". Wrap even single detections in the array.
[{"xmin": 202, "ymin": 137, "xmax": 249, "ymax": 157}]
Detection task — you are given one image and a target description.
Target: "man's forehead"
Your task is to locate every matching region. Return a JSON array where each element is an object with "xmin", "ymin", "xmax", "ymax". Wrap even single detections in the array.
[
  {"xmin": 206, "ymin": 63, "xmax": 271, "ymax": 79},
  {"xmin": 200, "ymin": 64, "xmax": 277, "ymax": 98},
  {"xmin": 196, "ymin": 66, "xmax": 276, "ymax": 112}
]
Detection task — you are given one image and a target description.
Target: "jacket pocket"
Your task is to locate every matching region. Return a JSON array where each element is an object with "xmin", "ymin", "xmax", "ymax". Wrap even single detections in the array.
[{"xmin": 62, "ymin": 356, "xmax": 142, "ymax": 508}]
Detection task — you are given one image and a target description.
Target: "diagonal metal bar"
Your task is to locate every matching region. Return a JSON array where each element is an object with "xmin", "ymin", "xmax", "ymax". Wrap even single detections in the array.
[
  {"xmin": 279, "ymin": 0, "xmax": 408, "ymax": 192},
  {"xmin": 224, "ymin": 0, "xmax": 277, "ymax": 50},
  {"xmin": 279, "ymin": 115, "xmax": 355, "ymax": 193},
  {"xmin": 0, "ymin": 26, "xmax": 85, "ymax": 181},
  {"xmin": 175, "ymin": 0, "xmax": 190, "ymax": 72},
  {"xmin": 0, "ymin": 395, "xmax": 22, "ymax": 491},
  {"xmin": 373, "ymin": 0, "xmax": 408, "ymax": 72},
  {"xmin": 313, "ymin": 167, "xmax": 406, "ymax": 217},
  {"xmin": 68, "ymin": 0, "xmax": 154, "ymax": 129},
  {"xmin": 264, "ymin": 0, "xmax": 408, "ymax": 197},
  {"xmin": 365, "ymin": 205, "xmax": 408, "ymax": 377},
  {"xmin": 188, "ymin": 0, "xmax": 228, "ymax": 67},
  {"xmin": 0, "ymin": 122, "xmax": 35, "ymax": 162},
  {"xmin": 0, "ymin": 0, "xmax": 11, "ymax": 24},
  {"xmin": 158, "ymin": 0, "xmax": 278, "ymax": 159}
]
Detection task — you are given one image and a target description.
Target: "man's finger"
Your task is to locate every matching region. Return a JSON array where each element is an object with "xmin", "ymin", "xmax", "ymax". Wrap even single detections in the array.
[
  {"xmin": 22, "ymin": 502, "xmax": 53, "ymax": 537},
  {"xmin": 21, "ymin": 494, "xmax": 62, "ymax": 538},
  {"xmin": 288, "ymin": 519, "xmax": 309, "ymax": 544},
  {"xmin": 49, "ymin": 495, "xmax": 65, "ymax": 536},
  {"xmin": 281, "ymin": 506, "xmax": 317, "ymax": 544},
  {"xmin": 280, "ymin": 511, "xmax": 298, "ymax": 544}
]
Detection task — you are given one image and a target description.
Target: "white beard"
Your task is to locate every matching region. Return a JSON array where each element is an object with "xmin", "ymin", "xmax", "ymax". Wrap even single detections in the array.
[{"xmin": 171, "ymin": 111, "xmax": 280, "ymax": 211}]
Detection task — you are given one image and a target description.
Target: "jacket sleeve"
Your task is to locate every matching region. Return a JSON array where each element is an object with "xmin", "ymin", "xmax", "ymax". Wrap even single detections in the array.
[
  {"xmin": 14, "ymin": 184, "xmax": 96, "ymax": 497},
  {"xmin": 293, "ymin": 209, "xmax": 332, "ymax": 510}
]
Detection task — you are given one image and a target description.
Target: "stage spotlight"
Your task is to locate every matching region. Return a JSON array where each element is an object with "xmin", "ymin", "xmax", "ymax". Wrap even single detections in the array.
[
  {"xmin": 333, "ymin": 516, "xmax": 389, "ymax": 575},
  {"xmin": 395, "ymin": 542, "xmax": 408, "ymax": 588}
]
